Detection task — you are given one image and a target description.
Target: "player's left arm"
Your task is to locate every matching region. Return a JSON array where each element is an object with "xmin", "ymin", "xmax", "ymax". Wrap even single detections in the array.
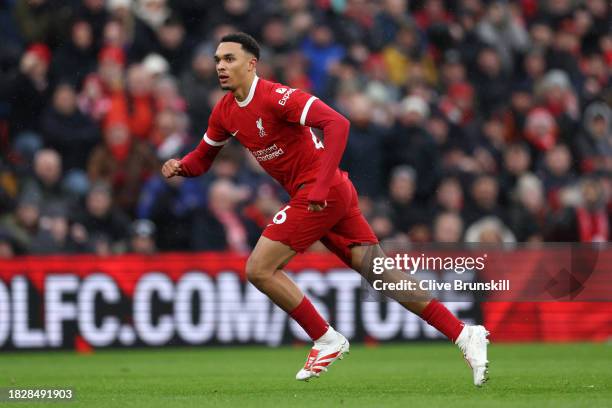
[
  {"xmin": 271, "ymin": 87, "xmax": 350, "ymax": 208},
  {"xmin": 301, "ymin": 99, "xmax": 350, "ymax": 207}
]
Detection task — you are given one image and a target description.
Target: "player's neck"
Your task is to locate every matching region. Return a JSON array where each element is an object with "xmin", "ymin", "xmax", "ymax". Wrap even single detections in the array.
[{"xmin": 233, "ymin": 73, "xmax": 257, "ymax": 102}]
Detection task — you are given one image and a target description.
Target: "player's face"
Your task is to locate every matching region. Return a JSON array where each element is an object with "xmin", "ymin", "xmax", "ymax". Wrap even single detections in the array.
[{"xmin": 214, "ymin": 42, "xmax": 256, "ymax": 91}]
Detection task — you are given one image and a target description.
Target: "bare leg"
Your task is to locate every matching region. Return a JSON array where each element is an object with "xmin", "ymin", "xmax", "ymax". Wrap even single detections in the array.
[
  {"xmin": 246, "ymin": 236, "xmax": 304, "ymax": 312},
  {"xmin": 349, "ymin": 243, "xmax": 432, "ymax": 315}
]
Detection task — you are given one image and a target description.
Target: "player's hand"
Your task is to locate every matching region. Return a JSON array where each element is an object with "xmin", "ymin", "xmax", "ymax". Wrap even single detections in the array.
[
  {"xmin": 161, "ymin": 159, "xmax": 183, "ymax": 178},
  {"xmin": 308, "ymin": 201, "xmax": 327, "ymax": 212}
]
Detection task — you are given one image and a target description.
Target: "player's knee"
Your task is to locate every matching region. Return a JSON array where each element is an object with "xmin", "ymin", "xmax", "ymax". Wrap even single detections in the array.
[{"xmin": 245, "ymin": 255, "xmax": 272, "ymax": 286}]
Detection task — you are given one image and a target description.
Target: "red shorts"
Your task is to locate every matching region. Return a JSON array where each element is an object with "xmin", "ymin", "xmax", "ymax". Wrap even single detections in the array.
[{"xmin": 262, "ymin": 178, "xmax": 378, "ymax": 266}]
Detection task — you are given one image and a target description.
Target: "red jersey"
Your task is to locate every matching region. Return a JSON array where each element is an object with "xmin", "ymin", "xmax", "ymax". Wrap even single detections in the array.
[{"xmin": 201, "ymin": 76, "xmax": 346, "ymax": 197}]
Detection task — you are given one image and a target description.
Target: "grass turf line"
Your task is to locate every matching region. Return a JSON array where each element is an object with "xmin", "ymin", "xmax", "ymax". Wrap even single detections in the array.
[{"xmin": 1, "ymin": 343, "xmax": 611, "ymax": 408}]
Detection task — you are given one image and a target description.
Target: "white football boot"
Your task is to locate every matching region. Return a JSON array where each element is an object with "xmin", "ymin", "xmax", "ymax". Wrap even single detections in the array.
[
  {"xmin": 296, "ymin": 327, "xmax": 350, "ymax": 381},
  {"xmin": 456, "ymin": 325, "xmax": 490, "ymax": 386}
]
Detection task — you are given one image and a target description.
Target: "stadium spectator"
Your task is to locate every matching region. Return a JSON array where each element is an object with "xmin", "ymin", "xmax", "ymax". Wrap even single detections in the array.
[
  {"xmin": 72, "ymin": 181, "xmax": 131, "ymax": 253},
  {"xmin": 97, "ymin": 47, "xmax": 127, "ymax": 112},
  {"xmin": 40, "ymin": 82, "xmax": 99, "ymax": 173},
  {"xmin": 0, "ymin": 190, "xmax": 40, "ymax": 253},
  {"xmin": 547, "ymin": 176, "xmax": 610, "ymax": 242},
  {"xmin": 242, "ymin": 183, "xmax": 283, "ymax": 231},
  {"xmin": 521, "ymin": 47, "xmax": 548, "ymax": 90},
  {"xmin": 499, "ymin": 143, "xmax": 533, "ymax": 203},
  {"xmin": 340, "ymin": 93, "xmax": 386, "ymax": 198},
  {"xmin": 131, "ymin": 0, "xmax": 171, "ymax": 62},
  {"xmin": 382, "ymin": 23, "xmax": 437, "ymax": 87},
  {"xmin": 438, "ymin": 49, "xmax": 467, "ymax": 91},
  {"xmin": 385, "ymin": 165, "xmax": 428, "ymax": 234},
  {"xmin": 534, "ymin": 69, "xmax": 579, "ymax": 144},
  {"xmin": 77, "ymin": 73, "xmax": 111, "ymax": 123},
  {"xmin": 370, "ymin": 0, "xmax": 412, "ymax": 49},
  {"xmin": 465, "ymin": 216, "xmax": 516, "ymax": 244},
  {"xmin": 179, "ymin": 44, "xmax": 218, "ymax": 135},
  {"xmin": 49, "ymin": 19, "xmax": 97, "ymax": 86},
  {"xmin": 153, "ymin": 74, "xmax": 186, "ymax": 112},
  {"xmin": 432, "ymin": 211, "xmax": 464, "ymax": 243},
  {"xmin": 475, "ymin": 0, "xmax": 529, "ymax": 72},
  {"xmin": 5, "ymin": 43, "xmax": 52, "ymax": 139},
  {"xmin": 321, "ymin": 56, "xmax": 365, "ymax": 102},
  {"xmin": 576, "ymin": 101, "xmax": 612, "ymax": 174},
  {"xmin": 537, "ymin": 143, "xmax": 577, "ymax": 209},
  {"xmin": 205, "ymin": 0, "xmax": 259, "ymax": 41},
  {"xmin": 385, "ymin": 95, "xmax": 440, "ymax": 200},
  {"xmin": 137, "ymin": 172, "xmax": 205, "ymax": 251},
  {"xmin": 152, "ymin": 109, "xmax": 190, "ymax": 160},
  {"xmin": 508, "ymin": 173, "xmax": 547, "ymax": 242},
  {"xmin": 12, "ymin": 0, "xmax": 71, "ymax": 47},
  {"xmin": 155, "ymin": 15, "xmax": 191, "ymax": 76},
  {"xmin": 30, "ymin": 203, "xmax": 89, "ymax": 254},
  {"xmin": 123, "ymin": 64, "xmax": 157, "ymax": 141},
  {"xmin": 432, "ymin": 176, "xmax": 464, "ymax": 215},
  {"xmin": 464, "ymin": 174, "xmax": 506, "ymax": 226},
  {"xmin": 192, "ymin": 179, "xmax": 259, "ymax": 252},
  {"xmin": 369, "ymin": 210, "xmax": 397, "ymax": 243},
  {"xmin": 87, "ymin": 119, "xmax": 158, "ymax": 214},
  {"xmin": 127, "ymin": 218, "xmax": 157, "ymax": 254},
  {"xmin": 21, "ymin": 149, "xmax": 76, "ymax": 208},
  {"xmin": 74, "ymin": 0, "xmax": 109, "ymax": 50},
  {"xmin": 473, "ymin": 113, "xmax": 507, "ymax": 174},
  {"xmin": 506, "ymin": 82, "xmax": 535, "ymax": 140},
  {"xmin": 472, "ymin": 47, "xmax": 511, "ymax": 117},
  {"xmin": 301, "ymin": 24, "xmax": 346, "ymax": 94}
]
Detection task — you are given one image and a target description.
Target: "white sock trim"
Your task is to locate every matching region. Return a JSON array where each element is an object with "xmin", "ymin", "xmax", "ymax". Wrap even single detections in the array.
[{"xmin": 314, "ymin": 326, "xmax": 337, "ymax": 345}]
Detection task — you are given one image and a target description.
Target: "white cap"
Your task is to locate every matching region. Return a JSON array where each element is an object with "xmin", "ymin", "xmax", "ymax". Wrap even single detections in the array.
[
  {"xmin": 401, "ymin": 95, "xmax": 429, "ymax": 118},
  {"xmin": 142, "ymin": 53, "xmax": 169, "ymax": 76}
]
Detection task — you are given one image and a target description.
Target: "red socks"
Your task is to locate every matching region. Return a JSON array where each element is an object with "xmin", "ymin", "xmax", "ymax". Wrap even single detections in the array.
[
  {"xmin": 290, "ymin": 297, "xmax": 329, "ymax": 341},
  {"xmin": 289, "ymin": 297, "xmax": 463, "ymax": 343},
  {"xmin": 421, "ymin": 299, "xmax": 465, "ymax": 342}
]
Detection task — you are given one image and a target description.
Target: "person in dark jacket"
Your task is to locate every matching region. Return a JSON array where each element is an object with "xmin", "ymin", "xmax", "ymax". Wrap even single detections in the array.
[
  {"xmin": 4, "ymin": 44, "xmax": 52, "ymax": 138},
  {"xmin": 72, "ymin": 181, "xmax": 131, "ymax": 252},
  {"xmin": 340, "ymin": 93, "xmax": 386, "ymax": 199},
  {"xmin": 137, "ymin": 172, "xmax": 205, "ymax": 251},
  {"xmin": 575, "ymin": 102, "xmax": 612, "ymax": 174},
  {"xmin": 384, "ymin": 95, "xmax": 440, "ymax": 202},
  {"xmin": 40, "ymin": 83, "xmax": 99, "ymax": 171},
  {"xmin": 49, "ymin": 19, "xmax": 98, "ymax": 86}
]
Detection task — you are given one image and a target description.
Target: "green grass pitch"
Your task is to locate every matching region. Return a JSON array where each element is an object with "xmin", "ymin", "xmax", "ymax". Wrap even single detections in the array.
[{"xmin": 1, "ymin": 343, "xmax": 611, "ymax": 407}]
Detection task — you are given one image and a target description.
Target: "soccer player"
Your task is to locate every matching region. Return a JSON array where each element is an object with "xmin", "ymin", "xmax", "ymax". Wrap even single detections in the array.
[{"xmin": 162, "ymin": 33, "xmax": 490, "ymax": 386}]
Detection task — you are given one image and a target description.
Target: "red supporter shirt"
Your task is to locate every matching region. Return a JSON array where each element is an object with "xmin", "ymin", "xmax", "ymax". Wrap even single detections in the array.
[{"xmin": 185, "ymin": 76, "xmax": 347, "ymax": 198}]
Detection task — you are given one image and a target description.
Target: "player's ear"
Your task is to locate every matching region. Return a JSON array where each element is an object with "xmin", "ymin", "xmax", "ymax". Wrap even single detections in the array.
[{"xmin": 248, "ymin": 57, "xmax": 257, "ymax": 72}]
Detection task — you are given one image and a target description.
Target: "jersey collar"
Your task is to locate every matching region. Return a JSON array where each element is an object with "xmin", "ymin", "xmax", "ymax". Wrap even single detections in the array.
[{"xmin": 235, "ymin": 75, "xmax": 259, "ymax": 108}]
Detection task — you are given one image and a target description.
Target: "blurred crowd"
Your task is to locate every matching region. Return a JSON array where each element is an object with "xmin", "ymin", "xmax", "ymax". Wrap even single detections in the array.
[{"xmin": 0, "ymin": 0, "xmax": 610, "ymax": 258}]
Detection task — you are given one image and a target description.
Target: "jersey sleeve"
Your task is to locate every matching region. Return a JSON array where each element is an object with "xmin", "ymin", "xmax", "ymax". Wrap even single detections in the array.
[
  {"xmin": 202, "ymin": 102, "xmax": 230, "ymax": 147},
  {"xmin": 268, "ymin": 85, "xmax": 319, "ymax": 125}
]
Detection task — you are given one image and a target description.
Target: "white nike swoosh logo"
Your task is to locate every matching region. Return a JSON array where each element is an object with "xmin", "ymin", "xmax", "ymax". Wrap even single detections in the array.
[{"xmin": 231, "ymin": 130, "xmax": 239, "ymax": 136}]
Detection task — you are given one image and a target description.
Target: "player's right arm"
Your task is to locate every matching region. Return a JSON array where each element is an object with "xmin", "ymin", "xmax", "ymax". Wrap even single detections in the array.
[{"xmin": 162, "ymin": 104, "xmax": 230, "ymax": 178}]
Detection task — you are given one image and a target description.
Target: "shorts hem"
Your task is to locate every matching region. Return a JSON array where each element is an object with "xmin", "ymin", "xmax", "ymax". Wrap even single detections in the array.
[{"xmin": 261, "ymin": 230, "xmax": 305, "ymax": 253}]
